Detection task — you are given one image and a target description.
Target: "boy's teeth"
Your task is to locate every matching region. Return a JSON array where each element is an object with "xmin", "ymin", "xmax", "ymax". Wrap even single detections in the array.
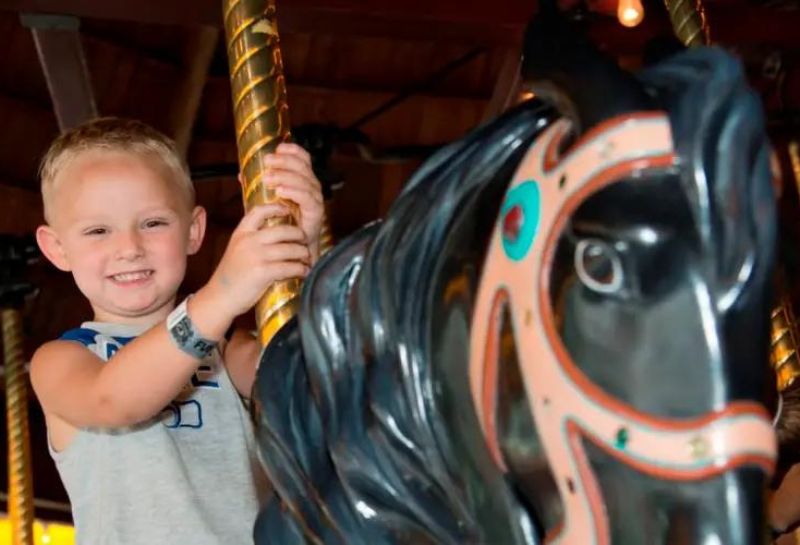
[{"xmin": 113, "ymin": 271, "xmax": 151, "ymax": 282}]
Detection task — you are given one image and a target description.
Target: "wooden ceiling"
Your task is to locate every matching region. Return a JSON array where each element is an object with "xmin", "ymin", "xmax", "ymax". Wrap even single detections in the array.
[{"xmin": 0, "ymin": 0, "xmax": 799, "ymax": 518}]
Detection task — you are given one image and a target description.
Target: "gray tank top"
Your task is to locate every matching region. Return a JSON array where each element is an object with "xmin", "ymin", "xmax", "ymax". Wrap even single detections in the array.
[{"xmin": 51, "ymin": 321, "xmax": 269, "ymax": 545}]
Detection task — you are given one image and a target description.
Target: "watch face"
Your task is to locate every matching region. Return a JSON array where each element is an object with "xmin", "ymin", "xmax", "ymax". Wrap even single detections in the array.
[
  {"xmin": 193, "ymin": 339, "xmax": 214, "ymax": 356},
  {"xmin": 173, "ymin": 317, "xmax": 193, "ymax": 345},
  {"xmin": 168, "ymin": 302, "xmax": 216, "ymax": 358}
]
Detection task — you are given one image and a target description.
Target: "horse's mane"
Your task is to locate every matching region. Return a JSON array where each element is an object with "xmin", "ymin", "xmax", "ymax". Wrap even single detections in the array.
[{"xmin": 254, "ymin": 99, "xmax": 555, "ymax": 544}]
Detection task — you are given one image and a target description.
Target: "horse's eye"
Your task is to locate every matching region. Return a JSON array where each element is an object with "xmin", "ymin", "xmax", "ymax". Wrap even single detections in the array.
[{"xmin": 574, "ymin": 239, "xmax": 623, "ymax": 294}]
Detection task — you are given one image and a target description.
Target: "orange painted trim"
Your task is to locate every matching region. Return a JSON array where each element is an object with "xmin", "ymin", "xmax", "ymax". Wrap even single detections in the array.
[
  {"xmin": 480, "ymin": 289, "xmax": 510, "ymax": 472},
  {"xmin": 543, "ymin": 112, "xmax": 670, "ymax": 173}
]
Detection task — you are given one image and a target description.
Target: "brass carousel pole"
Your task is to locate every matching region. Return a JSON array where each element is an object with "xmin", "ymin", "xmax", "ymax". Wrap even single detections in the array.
[
  {"xmin": 3, "ymin": 308, "xmax": 33, "ymax": 545},
  {"xmin": 777, "ymin": 141, "xmax": 800, "ymax": 393},
  {"xmin": 222, "ymin": 0, "xmax": 300, "ymax": 346},
  {"xmin": 772, "ymin": 292, "xmax": 800, "ymax": 393},
  {"xmin": 318, "ymin": 207, "xmax": 334, "ymax": 255},
  {"xmin": 770, "ymin": 142, "xmax": 800, "ymax": 545},
  {"xmin": 223, "ymin": 0, "xmax": 335, "ymax": 346},
  {"xmin": 663, "ymin": 0, "xmax": 710, "ymax": 47},
  {"xmin": 1, "ymin": 236, "xmax": 36, "ymax": 545}
]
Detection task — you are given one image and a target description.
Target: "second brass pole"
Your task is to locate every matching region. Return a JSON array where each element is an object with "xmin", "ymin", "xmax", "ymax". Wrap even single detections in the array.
[{"xmin": 3, "ymin": 308, "xmax": 34, "ymax": 545}]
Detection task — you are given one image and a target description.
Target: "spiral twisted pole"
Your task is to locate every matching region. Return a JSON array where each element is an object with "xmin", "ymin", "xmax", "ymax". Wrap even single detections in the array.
[
  {"xmin": 3, "ymin": 308, "xmax": 33, "ymax": 545},
  {"xmin": 790, "ymin": 142, "xmax": 800, "ymax": 198},
  {"xmin": 318, "ymin": 202, "xmax": 334, "ymax": 255},
  {"xmin": 776, "ymin": 141, "xmax": 800, "ymax": 393},
  {"xmin": 223, "ymin": 0, "xmax": 300, "ymax": 346},
  {"xmin": 772, "ymin": 298, "xmax": 800, "ymax": 392},
  {"xmin": 663, "ymin": 0, "xmax": 710, "ymax": 47}
]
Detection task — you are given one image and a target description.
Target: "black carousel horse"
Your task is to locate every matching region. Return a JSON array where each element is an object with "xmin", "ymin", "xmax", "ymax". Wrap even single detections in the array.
[{"xmin": 251, "ymin": 10, "xmax": 778, "ymax": 545}]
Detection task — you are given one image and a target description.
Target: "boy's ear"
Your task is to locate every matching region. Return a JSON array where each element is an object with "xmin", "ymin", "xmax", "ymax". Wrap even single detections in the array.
[
  {"xmin": 35, "ymin": 225, "xmax": 71, "ymax": 272},
  {"xmin": 187, "ymin": 206, "xmax": 206, "ymax": 256}
]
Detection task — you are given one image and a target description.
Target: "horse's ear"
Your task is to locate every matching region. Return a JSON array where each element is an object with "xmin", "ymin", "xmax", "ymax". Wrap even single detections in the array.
[
  {"xmin": 643, "ymin": 48, "xmax": 775, "ymax": 309},
  {"xmin": 521, "ymin": 0, "xmax": 651, "ymax": 135},
  {"xmin": 704, "ymin": 87, "xmax": 775, "ymax": 309}
]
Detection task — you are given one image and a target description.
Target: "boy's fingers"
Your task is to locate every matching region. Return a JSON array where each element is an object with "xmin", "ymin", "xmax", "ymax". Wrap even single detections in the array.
[
  {"xmin": 264, "ymin": 168, "xmax": 321, "ymax": 187},
  {"xmin": 266, "ymin": 171, "xmax": 322, "ymax": 193},
  {"xmin": 259, "ymin": 261, "xmax": 310, "ymax": 282},
  {"xmin": 273, "ymin": 143, "xmax": 312, "ymax": 163},
  {"xmin": 276, "ymin": 186, "xmax": 323, "ymax": 211},
  {"xmin": 259, "ymin": 242, "xmax": 311, "ymax": 264},
  {"xmin": 254, "ymin": 224, "xmax": 306, "ymax": 245},
  {"xmin": 238, "ymin": 203, "xmax": 290, "ymax": 231},
  {"xmin": 776, "ymin": 534, "xmax": 799, "ymax": 545},
  {"xmin": 262, "ymin": 151, "xmax": 313, "ymax": 174}
]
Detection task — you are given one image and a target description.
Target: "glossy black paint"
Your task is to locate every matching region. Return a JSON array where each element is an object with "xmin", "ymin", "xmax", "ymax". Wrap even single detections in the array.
[{"xmin": 251, "ymin": 37, "xmax": 776, "ymax": 545}]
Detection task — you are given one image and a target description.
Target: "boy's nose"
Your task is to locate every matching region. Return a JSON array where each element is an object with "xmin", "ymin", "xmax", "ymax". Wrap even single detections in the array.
[{"xmin": 115, "ymin": 230, "xmax": 145, "ymax": 260}]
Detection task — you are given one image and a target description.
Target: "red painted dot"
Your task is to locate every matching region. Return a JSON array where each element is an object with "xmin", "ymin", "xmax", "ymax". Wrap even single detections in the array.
[{"xmin": 502, "ymin": 205, "xmax": 524, "ymax": 243}]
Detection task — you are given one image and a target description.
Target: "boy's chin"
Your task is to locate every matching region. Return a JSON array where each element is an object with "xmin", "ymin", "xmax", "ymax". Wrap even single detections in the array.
[{"xmin": 94, "ymin": 296, "xmax": 172, "ymax": 321}]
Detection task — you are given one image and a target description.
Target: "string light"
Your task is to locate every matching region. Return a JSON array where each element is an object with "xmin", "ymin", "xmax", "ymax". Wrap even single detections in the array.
[{"xmin": 617, "ymin": 0, "xmax": 644, "ymax": 27}]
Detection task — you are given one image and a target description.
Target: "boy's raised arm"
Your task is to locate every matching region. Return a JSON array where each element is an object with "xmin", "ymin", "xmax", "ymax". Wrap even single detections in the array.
[
  {"xmin": 32, "ymin": 285, "xmax": 232, "ymax": 428},
  {"xmin": 32, "ymin": 203, "xmax": 310, "ymax": 429}
]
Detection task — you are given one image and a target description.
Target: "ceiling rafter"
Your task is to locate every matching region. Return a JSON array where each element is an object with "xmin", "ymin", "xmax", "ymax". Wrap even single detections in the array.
[
  {"xmin": 3, "ymin": 0, "xmax": 532, "ymax": 45},
  {"xmin": 21, "ymin": 14, "xmax": 98, "ymax": 131}
]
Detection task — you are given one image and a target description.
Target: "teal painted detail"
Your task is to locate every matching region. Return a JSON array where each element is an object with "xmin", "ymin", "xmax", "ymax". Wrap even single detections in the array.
[
  {"xmin": 615, "ymin": 427, "xmax": 629, "ymax": 450},
  {"xmin": 501, "ymin": 180, "xmax": 540, "ymax": 261}
]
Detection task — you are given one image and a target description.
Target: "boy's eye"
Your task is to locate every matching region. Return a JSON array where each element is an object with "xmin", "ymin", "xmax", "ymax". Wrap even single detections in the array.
[
  {"xmin": 83, "ymin": 227, "xmax": 108, "ymax": 236},
  {"xmin": 143, "ymin": 219, "xmax": 168, "ymax": 229}
]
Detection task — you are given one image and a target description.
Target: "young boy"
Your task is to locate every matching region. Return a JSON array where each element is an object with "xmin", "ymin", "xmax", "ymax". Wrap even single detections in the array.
[{"xmin": 31, "ymin": 117, "xmax": 324, "ymax": 544}]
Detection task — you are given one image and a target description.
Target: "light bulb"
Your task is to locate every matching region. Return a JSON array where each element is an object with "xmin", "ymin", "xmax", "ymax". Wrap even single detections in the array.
[{"xmin": 617, "ymin": 0, "xmax": 644, "ymax": 27}]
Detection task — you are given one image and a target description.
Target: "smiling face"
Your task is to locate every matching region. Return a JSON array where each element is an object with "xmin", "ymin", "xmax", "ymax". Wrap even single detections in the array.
[{"xmin": 37, "ymin": 150, "xmax": 205, "ymax": 325}]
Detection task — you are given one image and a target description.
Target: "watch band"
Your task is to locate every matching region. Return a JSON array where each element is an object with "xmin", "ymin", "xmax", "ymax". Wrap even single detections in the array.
[{"xmin": 166, "ymin": 296, "xmax": 217, "ymax": 359}]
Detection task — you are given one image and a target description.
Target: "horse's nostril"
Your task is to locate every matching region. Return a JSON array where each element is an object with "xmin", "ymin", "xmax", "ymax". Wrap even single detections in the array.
[{"xmin": 664, "ymin": 508, "xmax": 695, "ymax": 545}]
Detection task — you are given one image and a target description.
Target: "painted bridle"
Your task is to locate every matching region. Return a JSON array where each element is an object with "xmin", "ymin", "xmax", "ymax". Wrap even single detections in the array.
[{"xmin": 469, "ymin": 113, "xmax": 776, "ymax": 544}]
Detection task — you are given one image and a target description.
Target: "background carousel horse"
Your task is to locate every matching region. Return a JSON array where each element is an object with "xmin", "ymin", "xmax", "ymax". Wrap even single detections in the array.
[{"xmin": 250, "ymin": 8, "xmax": 779, "ymax": 545}]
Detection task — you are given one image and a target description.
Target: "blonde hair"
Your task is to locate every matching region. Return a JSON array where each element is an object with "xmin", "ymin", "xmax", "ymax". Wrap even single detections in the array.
[{"xmin": 39, "ymin": 117, "xmax": 194, "ymax": 222}]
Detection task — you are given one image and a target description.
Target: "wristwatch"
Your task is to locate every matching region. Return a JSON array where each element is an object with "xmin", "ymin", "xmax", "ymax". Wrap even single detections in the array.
[{"xmin": 166, "ymin": 296, "xmax": 217, "ymax": 359}]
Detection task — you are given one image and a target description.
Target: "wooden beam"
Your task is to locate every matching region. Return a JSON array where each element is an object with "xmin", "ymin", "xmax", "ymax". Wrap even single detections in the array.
[
  {"xmin": 0, "ymin": 184, "xmax": 43, "ymax": 234},
  {"xmin": 190, "ymin": 79, "xmax": 488, "ymax": 163},
  {"xmin": 3, "ymin": 0, "xmax": 533, "ymax": 45},
  {"xmin": 275, "ymin": 1, "xmax": 530, "ymax": 46},
  {"xmin": 588, "ymin": 5, "xmax": 800, "ymax": 53},
  {"xmin": 5, "ymin": 0, "xmax": 797, "ymax": 49},
  {"xmin": 3, "ymin": 0, "xmax": 221, "ymax": 26},
  {"xmin": 0, "ymin": 94, "xmax": 59, "ymax": 187},
  {"xmin": 0, "ymin": 89, "xmax": 53, "ymax": 118},
  {"xmin": 170, "ymin": 26, "xmax": 218, "ymax": 156},
  {"xmin": 7, "ymin": 0, "xmax": 798, "ymax": 51},
  {"xmin": 0, "ymin": 175, "xmax": 42, "ymax": 192},
  {"xmin": 21, "ymin": 14, "xmax": 98, "ymax": 131},
  {"xmin": 706, "ymin": 5, "xmax": 800, "ymax": 48}
]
